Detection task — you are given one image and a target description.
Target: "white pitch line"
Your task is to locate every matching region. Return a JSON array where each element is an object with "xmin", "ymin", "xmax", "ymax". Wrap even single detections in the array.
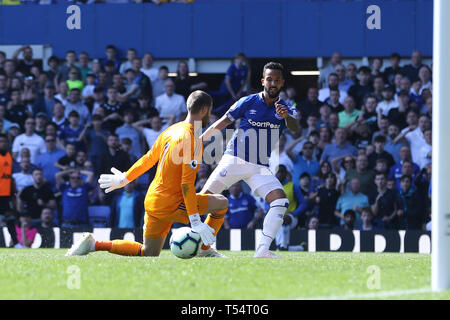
[{"xmin": 297, "ymin": 287, "xmax": 433, "ymax": 300}]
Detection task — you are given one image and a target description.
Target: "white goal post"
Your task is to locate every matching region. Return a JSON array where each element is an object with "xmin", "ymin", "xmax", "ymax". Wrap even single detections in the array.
[{"xmin": 432, "ymin": 0, "xmax": 450, "ymax": 291}]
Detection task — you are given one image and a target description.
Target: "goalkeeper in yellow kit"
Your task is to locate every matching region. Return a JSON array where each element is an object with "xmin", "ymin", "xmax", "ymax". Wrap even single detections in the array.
[{"xmin": 66, "ymin": 91, "xmax": 228, "ymax": 257}]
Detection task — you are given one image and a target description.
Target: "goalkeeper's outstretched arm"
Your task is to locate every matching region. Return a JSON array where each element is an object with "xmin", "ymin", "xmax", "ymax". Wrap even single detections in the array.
[{"xmin": 98, "ymin": 135, "xmax": 162, "ymax": 193}]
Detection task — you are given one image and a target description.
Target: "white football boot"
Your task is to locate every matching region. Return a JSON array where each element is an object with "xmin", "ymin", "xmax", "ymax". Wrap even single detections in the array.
[
  {"xmin": 65, "ymin": 233, "xmax": 95, "ymax": 256},
  {"xmin": 254, "ymin": 245, "xmax": 285, "ymax": 259},
  {"xmin": 197, "ymin": 247, "xmax": 227, "ymax": 258}
]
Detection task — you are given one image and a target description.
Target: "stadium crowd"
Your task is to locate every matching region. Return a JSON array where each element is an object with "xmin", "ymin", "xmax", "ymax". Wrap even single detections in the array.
[{"xmin": 0, "ymin": 44, "xmax": 432, "ymax": 248}]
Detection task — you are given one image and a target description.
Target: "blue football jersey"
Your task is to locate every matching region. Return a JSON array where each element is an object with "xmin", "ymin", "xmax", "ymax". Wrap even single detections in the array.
[{"xmin": 224, "ymin": 93, "xmax": 298, "ymax": 166}]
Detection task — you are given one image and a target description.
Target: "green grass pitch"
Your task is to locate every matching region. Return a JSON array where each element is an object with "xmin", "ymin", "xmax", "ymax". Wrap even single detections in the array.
[{"xmin": 0, "ymin": 249, "xmax": 449, "ymax": 300}]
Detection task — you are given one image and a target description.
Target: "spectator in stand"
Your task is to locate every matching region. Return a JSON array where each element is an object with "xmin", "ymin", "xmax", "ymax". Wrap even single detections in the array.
[
  {"xmin": 360, "ymin": 207, "xmax": 378, "ymax": 231},
  {"xmin": 335, "ymin": 178, "xmax": 369, "ymax": 229},
  {"xmin": 132, "ymin": 114, "xmax": 175, "ymax": 151},
  {"xmin": 338, "ymin": 95, "xmax": 360, "ymax": 128},
  {"xmin": 45, "ymin": 55, "xmax": 59, "ymax": 84},
  {"xmin": 367, "ymin": 135, "xmax": 395, "ymax": 170},
  {"xmin": 152, "ymin": 65, "xmax": 169, "ymax": 102},
  {"xmin": 0, "ymin": 74, "xmax": 10, "ymax": 106},
  {"xmin": 393, "ymin": 160, "xmax": 418, "ymax": 192},
  {"xmin": 321, "ymin": 127, "xmax": 358, "ymax": 163},
  {"xmin": 223, "ymin": 181, "xmax": 262, "ymax": 230},
  {"xmin": 140, "ymin": 52, "xmax": 159, "ymax": 84},
  {"xmin": 317, "ymin": 103, "xmax": 332, "ymax": 128},
  {"xmin": 0, "ymin": 133, "xmax": 14, "ymax": 218},
  {"xmin": 86, "ymin": 87, "xmax": 106, "ymax": 114},
  {"xmin": 173, "ymin": 60, "xmax": 207, "ymax": 101},
  {"xmin": 389, "ymin": 144, "xmax": 419, "ymax": 181},
  {"xmin": 155, "ymin": 78, "xmax": 186, "ymax": 120},
  {"xmin": 115, "ymin": 109, "xmax": 142, "ymax": 160},
  {"xmin": 18, "ymin": 168, "xmax": 56, "ymax": 220},
  {"xmin": 342, "ymin": 209, "xmax": 356, "ymax": 230},
  {"xmin": 371, "ymin": 115, "xmax": 390, "ymax": 143},
  {"xmin": 102, "ymin": 87, "xmax": 125, "ymax": 132},
  {"xmin": 111, "ymin": 180, "xmax": 144, "ymax": 229},
  {"xmin": 384, "ymin": 124, "xmax": 405, "ymax": 163},
  {"xmin": 7, "ymin": 123, "xmax": 21, "ymax": 148},
  {"xmin": 56, "ymin": 168, "xmax": 94, "ymax": 228},
  {"xmin": 287, "ymin": 141, "xmax": 320, "ymax": 187},
  {"xmin": 387, "ymin": 90, "xmax": 410, "ymax": 128},
  {"xmin": 371, "ymin": 75, "xmax": 385, "ymax": 101},
  {"xmin": 332, "ymin": 154, "xmax": 355, "ymax": 189},
  {"xmin": 318, "ymin": 51, "xmax": 342, "ymax": 89},
  {"xmin": 11, "ymin": 117, "xmax": 46, "ymax": 163},
  {"xmin": 55, "ymin": 142, "xmax": 77, "ymax": 171},
  {"xmin": 376, "ymin": 85, "xmax": 397, "ymax": 116},
  {"xmin": 119, "ymin": 48, "xmax": 137, "ymax": 75},
  {"xmin": 54, "ymin": 50, "xmax": 79, "ymax": 88},
  {"xmin": 348, "ymin": 66, "xmax": 373, "ymax": 107},
  {"xmin": 211, "ymin": 52, "xmax": 251, "ymax": 116},
  {"xmin": 418, "ymin": 128, "xmax": 432, "ymax": 170},
  {"xmin": 327, "ymin": 88, "xmax": 344, "ymax": 113},
  {"xmin": 54, "ymin": 81, "xmax": 69, "ymax": 107},
  {"xmin": 395, "ymin": 114, "xmax": 430, "ymax": 165},
  {"xmin": 315, "ymin": 172, "xmax": 340, "ymax": 228},
  {"xmin": 12, "ymin": 45, "xmax": 41, "ymax": 75},
  {"xmin": 369, "ymin": 57, "xmax": 383, "ymax": 81},
  {"xmin": 335, "ymin": 64, "xmax": 354, "ymax": 93},
  {"xmin": 317, "ymin": 125, "xmax": 332, "ymax": 154},
  {"xmin": 81, "ymin": 73, "xmax": 97, "ymax": 100},
  {"xmin": 298, "ymin": 87, "xmax": 321, "ymax": 127},
  {"xmin": 101, "ymin": 45, "xmax": 121, "ymax": 72},
  {"xmin": 369, "ymin": 172, "xmax": 399, "ymax": 229},
  {"xmin": 12, "ymin": 212, "xmax": 38, "ymax": 249},
  {"xmin": 66, "ymin": 68, "xmax": 84, "ymax": 93},
  {"xmin": 79, "ymin": 114, "xmax": 109, "ymax": 174},
  {"xmin": 121, "ymin": 69, "xmax": 141, "ymax": 101},
  {"xmin": 396, "ymin": 175, "xmax": 424, "ymax": 230},
  {"xmin": 64, "ymin": 88, "xmax": 91, "ymax": 126},
  {"xmin": 59, "ymin": 110, "xmax": 85, "ymax": 151},
  {"xmin": 6, "ymin": 89, "xmax": 30, "ymax": 130},
  {"xmin": 32, "ymin": 82, "xmax": 57, "ymax": 118},
  {"xmin": 35, "ymin": 134, "xmax": 65, "ymax": 190},
  {"xmin": 76, "ymin": 51, "xmax": 92, "ymax": 82},
  {"xmin": 344, "ymin": 153, "xmax": 375, "ymax": 196},
  {"xmin": 51, "ymin": 102, "xmax": 67, "ymax": 133},
  {"xmin": 13, "ymin": 157, "xmax": 34, "ymax": 192},
  {"xmin": 269, "ymin": 133, "xmax": 294, "ymax": 175},
  {"xmin": 384, "ymin": 53, "xmax": 404, "ymax": 85},
  {"xmin": 131, "ymin": 57, "xmax": 153, "ymax": 101},
  {"xmin": 418, "ymin": 65, "xmax": 432, "ymax": 94},
  {"xmin": 99, "ymin": 133, "xmax": 131, "ymax": 176},
  {"xmin": 402, "ymin": 50, "xmax": 425, "ymax": 82},
  {"xmin": 319, "ymin": 73, "xmax": 348, "ymax": 105}
]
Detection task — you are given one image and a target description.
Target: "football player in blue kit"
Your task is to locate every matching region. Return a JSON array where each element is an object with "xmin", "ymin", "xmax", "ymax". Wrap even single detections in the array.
[{"xmin": 201, "ymin": 62, "xmax": 300, "ymax": 258}]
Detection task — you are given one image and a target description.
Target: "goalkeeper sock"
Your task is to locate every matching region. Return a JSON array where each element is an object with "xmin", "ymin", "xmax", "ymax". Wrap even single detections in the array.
[
  {"xmin": 95, "ymin": 240, "xmax": 144, "ymax": 256},
  {"xmin": 257, "ymin": 198, "xmax": 289, "ymax": 251},
  {"xmin": 201, "ymin": 208, "xmax": 227, "ymax": 250}
]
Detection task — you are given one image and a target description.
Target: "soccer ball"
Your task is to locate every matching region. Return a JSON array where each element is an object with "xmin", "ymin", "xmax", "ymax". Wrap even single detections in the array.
[{"xmin": 169, "ymin": 227, "xmax": 202, "ymax": 259}]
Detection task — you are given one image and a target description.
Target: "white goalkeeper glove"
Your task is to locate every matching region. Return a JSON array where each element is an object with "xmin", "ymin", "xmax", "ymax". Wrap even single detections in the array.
[
  {"xmin": 98, "ymin": 167, "xmax": 129, "ymax": 193},
  {"xmin": 189, "ymin": 213, "xmax": 216, "ymax": 246}
]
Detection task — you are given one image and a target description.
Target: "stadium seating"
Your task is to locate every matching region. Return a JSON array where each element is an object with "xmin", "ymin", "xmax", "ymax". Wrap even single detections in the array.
[{"xmin": 88, "ymin": 206, "xmax": 112, "ymax": 228}]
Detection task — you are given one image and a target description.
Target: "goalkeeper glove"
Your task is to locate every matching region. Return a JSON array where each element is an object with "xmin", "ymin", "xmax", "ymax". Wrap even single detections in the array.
[
  {"xmin": 189, "ymin": 213, "xmax": 216, "ymax": 246},
  {"xmin": 98, "ymin": 167, "xmax": 129, "ymax": 193}
]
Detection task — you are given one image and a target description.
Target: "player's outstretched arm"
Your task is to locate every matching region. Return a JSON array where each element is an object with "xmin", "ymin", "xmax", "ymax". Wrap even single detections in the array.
[{"xmin": 200, "ymin": 114, "xmax": 233, "ymax": 142}]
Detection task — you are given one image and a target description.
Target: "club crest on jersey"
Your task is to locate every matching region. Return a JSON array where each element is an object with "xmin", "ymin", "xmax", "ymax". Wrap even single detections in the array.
[{"xmin": 189, "ymin": 159, "xmax": 198, "ymax": 170}]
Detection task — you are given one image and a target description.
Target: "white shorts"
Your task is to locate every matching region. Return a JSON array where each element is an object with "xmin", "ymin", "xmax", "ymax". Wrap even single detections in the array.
[{"xmin": 203, "ymin": 154, "xmax": 284, "ymax": 200}]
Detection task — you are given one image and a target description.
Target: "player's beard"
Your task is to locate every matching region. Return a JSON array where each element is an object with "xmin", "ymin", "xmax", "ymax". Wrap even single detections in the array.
[{"xmin": 265, "ymin": 86, "xmax": 281, "ymax": 99}]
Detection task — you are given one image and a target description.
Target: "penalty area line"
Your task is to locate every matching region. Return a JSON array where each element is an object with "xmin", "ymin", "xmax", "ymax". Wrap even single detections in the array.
[{"xmin": 296, "ymin": 287, "xmax": 433, "ymax": 300}]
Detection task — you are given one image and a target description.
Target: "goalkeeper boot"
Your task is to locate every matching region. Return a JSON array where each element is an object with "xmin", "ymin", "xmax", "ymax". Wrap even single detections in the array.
[
  {"xmin": 65, "ymin": 233, "xmax": 95, "ymax": 256},
  {"xmin": 197, "ymin": 247, "xmax": 227, "ymax": 258}
]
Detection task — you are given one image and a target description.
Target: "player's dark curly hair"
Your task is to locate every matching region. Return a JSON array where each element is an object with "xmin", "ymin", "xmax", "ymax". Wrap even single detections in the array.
[{"xmin": 263, "ymin": 61, "xmax": 284, "ymax": 78}]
